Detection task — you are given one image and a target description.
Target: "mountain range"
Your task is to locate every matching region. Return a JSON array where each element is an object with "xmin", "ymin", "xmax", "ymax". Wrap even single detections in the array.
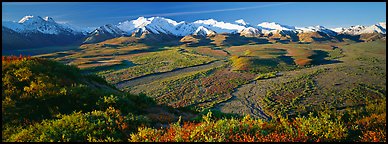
[{"xmin": 2, "ymin": 15, "xmax": 386, "ymax": 49}]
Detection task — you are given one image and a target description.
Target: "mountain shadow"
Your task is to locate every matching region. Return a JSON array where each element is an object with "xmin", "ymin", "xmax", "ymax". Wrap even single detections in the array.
[
  {"xmin": 223, "ymin": 34, "xmax": 271, "ymax": 46},
  {"xmin": 309, "ymin": 50, "xmax": 342, "ymax": 65},
  {"xmin": 335, "ymin": 34, "xmax": 362, "ymax": 42}
]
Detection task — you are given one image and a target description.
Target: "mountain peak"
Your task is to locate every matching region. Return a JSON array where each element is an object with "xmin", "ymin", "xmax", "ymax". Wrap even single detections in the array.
[
  {"xmin": 314, "ymin": 25, "xmax": 325, "ymax": 29},
  {"xmin": 150, "ymin": 16, "xmax": 181, "ymax": 26},
  {"xmin": 132, "ymin": 16, "xmax": 153, "ymax": 28},
  {"xmin": 43, "ymin": 16, "xmax": 55, "ymax": 23},
  {"xmin": 193, "ymin": 26, "xmax": 215, "ymax": 36},
  {"xmin": 136, "ymin": 16, "xmax": 146, "ymax": 20},
  {"xmin": 240, "ymin": 27, "xmax": 261, "ymax": 37},
  {"xmin": 295, "ymin": 25, "xmax": 337, "ymax": 36},
  {"xmin": 18, "ymin": 15, "xmax": 57, "ymax": 24},
  {"xmin": 350, "ymin": 25, "xmax": 365, "ymax": 29},
  {"xmin": 259, "ymin": 22, "xmax": 278, "ymax": 25},
  {"xmin": 378, "ymin": 22, "xmax": 386, "ymax": 29},
  {"xmin": 193, "ymin": 18, "xmax": 245, "ymax": 33},
  {"xmin": 359, "ymin": 24, "xmax": 386, "ymax": 34},
  {"xmin": 194, "ymin": 19, "xmax": 218, "ymax": 25},
  {"xmin": 18, "ymin": 15, "xmax": 38, "ymax": 23},
  {"xmin": 330, "ymin": 22, "xmax": 386, "ymax": 35},
  {"xmin": 4, "ymin": 15, "xmax": 87, "ymax": 35},
  {"xmin": 257, "ymin": 22, "xmax": 295, "ymax": 31},
  {"xmin": 235, "ymin": 19, "xmax": 248, "ymax": 26}
]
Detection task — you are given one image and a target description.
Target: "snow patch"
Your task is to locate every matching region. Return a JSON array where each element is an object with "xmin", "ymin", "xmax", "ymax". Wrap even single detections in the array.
[
  {"xmin": 257, "ymin": 22, "xmax": 295, "ymax": 31},
  {"xmin": 235, "ymin": 19, "xmax": 248, "ymax": 26},
  {"xmin": 18, "ymin": 15, "xmax": 35, "ymax": 23}
]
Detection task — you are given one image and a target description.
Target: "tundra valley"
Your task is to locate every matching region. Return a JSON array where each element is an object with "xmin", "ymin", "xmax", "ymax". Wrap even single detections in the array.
[{"xmin": 2, "ymin": 3, "xmax": 386, "ymax": 142}]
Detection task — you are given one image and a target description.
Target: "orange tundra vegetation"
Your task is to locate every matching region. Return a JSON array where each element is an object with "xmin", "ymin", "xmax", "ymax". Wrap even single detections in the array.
[
  {"xmin": 2, "ymin": 55, "xmax": 32, "ymax": 62},
  {"xmin": 130, "ymin": 103, "xmax": 386, "ymax": 142}
]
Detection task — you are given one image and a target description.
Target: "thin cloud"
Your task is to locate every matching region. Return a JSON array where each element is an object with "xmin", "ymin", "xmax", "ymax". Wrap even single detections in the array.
[{"xmin": 110, "ymin": 2, "xmax": 294, "ymax": 20}]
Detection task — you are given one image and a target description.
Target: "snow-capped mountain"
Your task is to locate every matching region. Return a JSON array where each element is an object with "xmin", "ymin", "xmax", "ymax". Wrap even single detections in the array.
[
  {"xmin": 358, "ymin": 24, "xmax": 386, "ymax": 34},
  {"xmin": 145, "ymin": 17, "xmax": 188, "ymax": 35},
  {"xmin": 193, "ymin": 26, "xmax": 216, "ymax": 37},
  {"xmin": 61, "ymin": 23, "xmax": 95, "ymax": 35},
  {"xmin": 239, "ymin": 27, "xmax": 261, "ymax": 37},
  {"xmin": 2, "ymin": 16, "xmax": 85, "ymax": 35},
  {"xmin": 116, "ymin": 17, "xmax": 151, "ymax": 33},
  {"xmin": 117, "ymin": 17, "xmax": 186, "ymax": 38},
  {"xmin": 331, "ymin": 25, "xmax": 366, "ymax": 35},
  {"xmin": 331, "ymin": 22, "xmax": 386, "ymax": 35},
  {"xmin": 2, "ymin": 16, "xmax": 86, "ymax": 49},
  {"xmin": 256, "ymin": 22, "xmax": 300, "ymax": 39},
  {"xmin": 116, "ymin": 17, "xmax": 252, "ymax": 38},
  {"xmin": 118, "ymin": 17, "xmax": 175, "ymax": 35},
  {"xmin": 235, "ymin": 19, "xmax": 248, "ymax": 26},
  {"xmin": 92, "ymin": 24, "xmax": 126, "ymax": 36},
  {"xmin": 3, "ymin": 15, "xmax": 386, "ymax": 50},
  {"xmin": 92, "ymin": 17, "xmax": 385, "ymax": 42},
  {"xmin": 296, "ymin": 25, "xmax": 337, "ymax": 36},
  {"xmin": 86, "ymin": 17, "xmax": 247, "ymax": 43},
  {"xmin": 83, "ymin": 24, "xmax": 127, "ymax": 44},
  {"xmin": 378, "ymin": 22, "xmax": 386, "ymax": 29},
  {"xmin": 192, "ymin": 19, "xmax": 245, "ymax": 34},
  {"xmin": 257, "ymin": 22, "xmax": 296, "ymax": 31},
  {"xmin": 116, "ymin": 17, "xmax": 196, "ymax": 36},
  {"xmin": 87, "ymin": 17, "xmax": 197, "ymax": 43}
]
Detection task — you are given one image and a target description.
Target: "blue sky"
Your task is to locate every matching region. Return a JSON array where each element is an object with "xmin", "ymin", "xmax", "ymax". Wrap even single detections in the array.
[{"xmin": 2, "ymin": 2, "xmax": 386, "ymax": 28}]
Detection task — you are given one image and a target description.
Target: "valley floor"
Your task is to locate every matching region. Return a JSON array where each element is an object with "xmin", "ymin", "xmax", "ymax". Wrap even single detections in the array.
[
  {"xmin": 116, "ymin": 60, "xmax": 226, "ymax": 89},
  {"xmin": 36, "ymin": 40, "xmax": 386, "ymax": 120},
  {"xmin": 3, "ymin": 39, "xmax": 385, "ymax": 142}
]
